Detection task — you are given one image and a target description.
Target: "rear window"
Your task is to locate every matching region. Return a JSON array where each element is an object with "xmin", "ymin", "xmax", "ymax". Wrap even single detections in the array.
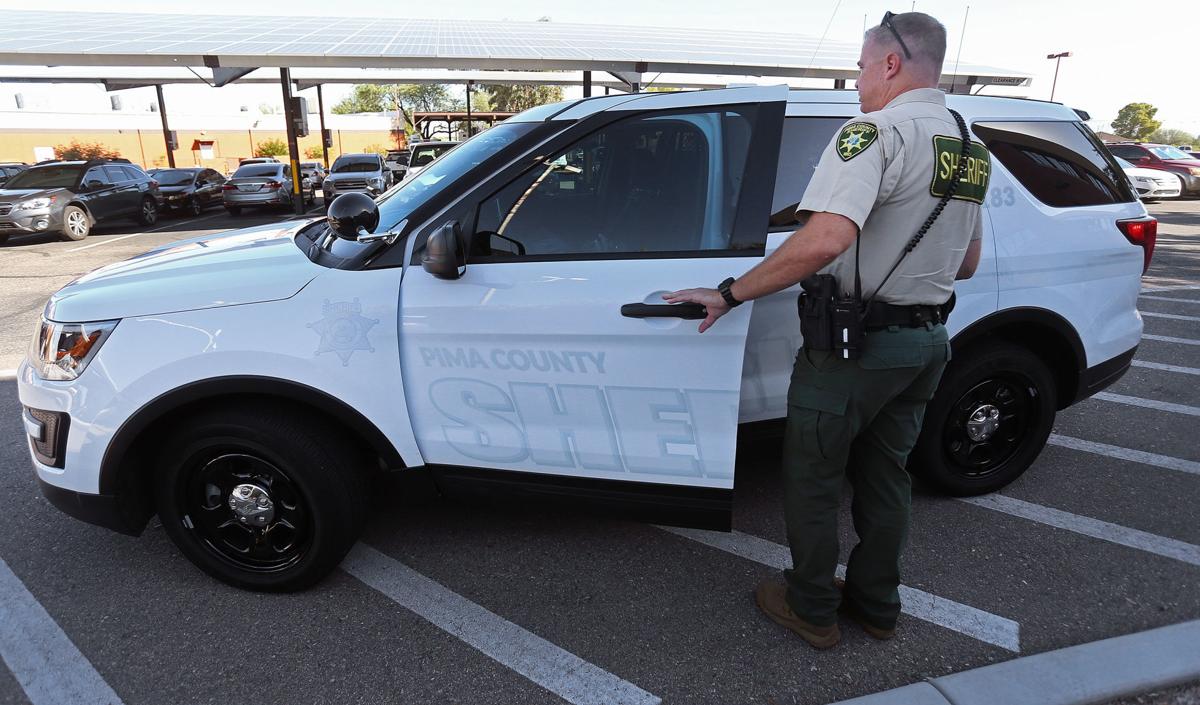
[
  {"xmin": 234, "ymin": 164, "xmax": 283, "ymax": 178},
  {"xmin": 771, "ymin": 117, "xmax": 846, "ymax": 226},
  {"xmin": 972, "ymin": 121, "xmax": 1135, "ymax": 207}
]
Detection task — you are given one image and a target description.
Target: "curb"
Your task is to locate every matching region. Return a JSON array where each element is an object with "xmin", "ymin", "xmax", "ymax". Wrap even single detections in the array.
[
  {"xmin": 830, "ymin": 619, "xmax": 1200, "ymax": 705},
  {"xmin": 0, "ymin": 369, "xmax": 17, "ymax": 382}
]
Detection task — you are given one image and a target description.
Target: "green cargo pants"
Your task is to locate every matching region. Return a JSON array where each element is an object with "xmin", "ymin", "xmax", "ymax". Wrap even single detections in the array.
[{"xmin": 783, "ymin": 324, "xmax": 950, "ymax": 629}]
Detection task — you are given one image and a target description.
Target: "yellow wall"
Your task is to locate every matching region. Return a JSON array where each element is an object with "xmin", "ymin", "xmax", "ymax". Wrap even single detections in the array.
[{"xmin": 0, "ymin": 129, "xmax": 396, "ymax": 172}]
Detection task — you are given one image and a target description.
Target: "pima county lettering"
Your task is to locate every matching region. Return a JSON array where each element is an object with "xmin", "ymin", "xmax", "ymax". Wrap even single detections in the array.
[{"xmin": 929, "ymin": 136, "xmax": 991, "ymax": 204}]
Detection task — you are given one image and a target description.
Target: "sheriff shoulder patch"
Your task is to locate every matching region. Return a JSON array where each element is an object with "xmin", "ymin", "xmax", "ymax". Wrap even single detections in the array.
[{"xmin": 836, "ymin": 122, "xmax": 879, "ymax": 161}]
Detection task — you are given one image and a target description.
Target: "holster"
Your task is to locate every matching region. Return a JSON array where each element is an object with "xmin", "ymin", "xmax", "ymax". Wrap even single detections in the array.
[{"xmin": 798, "ymin": 274, "xmax": 865, "ymax": 360}]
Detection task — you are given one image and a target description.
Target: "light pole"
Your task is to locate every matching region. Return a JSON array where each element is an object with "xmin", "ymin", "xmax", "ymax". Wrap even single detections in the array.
[{"xmin": 1047, "ymin": 51, "xmax": 1071, "ymax": 102}]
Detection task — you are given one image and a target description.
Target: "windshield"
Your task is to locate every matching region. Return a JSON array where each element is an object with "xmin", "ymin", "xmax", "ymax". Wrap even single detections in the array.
[
  {"xmin": 1149, "ymin": 146, "xmax": 1192, "ymax": 160},
  {"xmin": 332, "ymin": 157, "xmax": 380, "ymax": 173},
  {"xmin": 150, "ymin": 169, "xmax": 197, "ymax": 186},
  {"xmin": 374, "ymin": 123, "xmax": 540, "ymax": 232},
  {"xmin": 234, "ymin": 164, "xmax": 283, "ymax": 178},
  {"xmin": 3, "ymin": 165, "xmax": 82, "ymax": 190},
  {"xmin": 410, "ymin": 144, "xmax": 456, "ymax": 167},
  {"xmin": 1115, "ymin": 157, "xmax": 1134, "ymax": 169}
]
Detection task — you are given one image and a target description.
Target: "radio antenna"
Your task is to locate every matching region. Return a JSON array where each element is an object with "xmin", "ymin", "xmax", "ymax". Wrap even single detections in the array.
[{"xmin": 951, "ymin": 5, "xmax": 970, "ymax": 93}]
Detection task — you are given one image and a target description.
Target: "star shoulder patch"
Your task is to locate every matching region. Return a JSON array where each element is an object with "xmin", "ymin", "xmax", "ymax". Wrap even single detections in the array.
[{"xmin": 836, "ymin": 122, "xmax": 880, "ymax": 161}]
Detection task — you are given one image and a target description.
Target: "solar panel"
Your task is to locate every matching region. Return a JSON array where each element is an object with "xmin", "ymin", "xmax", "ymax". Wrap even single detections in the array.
[{"xmin": 0, "ymin": 8, "xmax": 1029, "ymax": 86}]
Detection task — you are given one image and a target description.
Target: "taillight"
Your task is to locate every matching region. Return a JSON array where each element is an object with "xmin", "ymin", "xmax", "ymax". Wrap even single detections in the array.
[
  {"xmin": 1116, "ymin": 217, "xmax": 1157, "ymax": 275},
  {"xmin": 222, "ymin": 184, "xmax": 236, "ymax": 191},
  {"xmin": 266, "ymin": 181, "xmax": 282, "ymax": 190}
]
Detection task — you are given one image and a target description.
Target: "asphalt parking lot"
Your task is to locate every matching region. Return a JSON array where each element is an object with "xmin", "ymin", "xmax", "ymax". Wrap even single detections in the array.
[{"xmin": 0, "ymin": 200, "xmax": 1197, "ymax": 705}]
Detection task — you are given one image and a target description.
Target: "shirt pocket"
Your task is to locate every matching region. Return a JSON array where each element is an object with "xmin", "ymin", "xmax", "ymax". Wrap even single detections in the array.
[{"xmin": 787, "ymin": 384, "xmax": 850, "ymax": 460}]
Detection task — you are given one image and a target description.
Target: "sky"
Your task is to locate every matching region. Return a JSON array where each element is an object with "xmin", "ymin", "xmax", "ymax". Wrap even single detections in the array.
[{"xmin": 1, "ymin": 0, "xmax": 1196, "ymax": 137}]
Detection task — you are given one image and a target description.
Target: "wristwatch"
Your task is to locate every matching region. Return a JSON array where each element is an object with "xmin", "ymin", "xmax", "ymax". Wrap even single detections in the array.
[{"xmin": 717, "ymin": 277, "xmax": 742, "ymax": 307}]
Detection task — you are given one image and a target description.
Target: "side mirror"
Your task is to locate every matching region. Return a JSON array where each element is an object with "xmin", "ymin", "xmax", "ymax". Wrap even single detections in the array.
[
  {"xmin": 422, "ymin": 221, "xmax": 466, "ymax": 280},
  {"xmin": 326, "ymin": 192, "xmax": 379, "ymax": 241}
]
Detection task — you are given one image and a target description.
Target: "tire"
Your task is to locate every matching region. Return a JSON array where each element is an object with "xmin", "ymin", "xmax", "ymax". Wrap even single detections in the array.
[
  {"xmin": 154, "ymin": 405, "xmax": 368, "ymax": 591},
  {"xmin": 0, "ymin": 232, "xmax": 9, "ymax": 245},
  {"xmin": 60, "ymin": 205, "xmax": 91, "ymax": 241},
  {"xmin": 187, "ymin": 197, "xmax": 203, "ymax": 217},
  {"xmin": 136, "ymin": 197, "xmax": 158, "ymax": 226},
  {"xmin": 908, "ymin": 342, "xmax": 1057, "ymax": 496},
  {"xmin": 225, "ymin": 206, "xmax": 241, "ymax": 216}
]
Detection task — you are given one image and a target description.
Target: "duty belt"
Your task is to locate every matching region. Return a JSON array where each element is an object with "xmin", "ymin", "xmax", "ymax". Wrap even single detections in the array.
[{"xmin": 863, "ymin": 302, "xmax": 945, "ymax": 330}]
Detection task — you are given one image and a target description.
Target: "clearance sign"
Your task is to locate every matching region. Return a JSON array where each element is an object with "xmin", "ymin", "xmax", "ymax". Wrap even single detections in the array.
[{"xmin": 930, "ymin": 136, "xmax": 992, "ymax": 204}]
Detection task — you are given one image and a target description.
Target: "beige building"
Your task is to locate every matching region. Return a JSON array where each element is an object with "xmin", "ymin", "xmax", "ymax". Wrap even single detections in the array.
[{"xmin": 0, "ymin": 110, "xmax": 397, "ymax": 172}]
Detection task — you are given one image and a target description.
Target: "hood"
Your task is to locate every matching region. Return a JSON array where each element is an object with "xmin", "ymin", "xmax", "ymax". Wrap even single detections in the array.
[
  {"xmin": 1160, "ymin": 159, "xmax": 1200, "ymax": 168},
  {"xmin": 45, "ymin": 220, "xmax": 323, "ymax": 322},
  {"xmin": 0, "ymin": 186, "xmax": 68, "ymax": 202},
  {"xmin": 1124, "ymin": 166, "xmax": 1178, "ymax": 181}
]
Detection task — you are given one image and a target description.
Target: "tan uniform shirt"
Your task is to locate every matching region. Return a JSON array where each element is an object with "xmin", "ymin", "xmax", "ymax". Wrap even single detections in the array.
[{"xmin": 796, "ymin": 88, "xmax": 991, "ymax": 306}]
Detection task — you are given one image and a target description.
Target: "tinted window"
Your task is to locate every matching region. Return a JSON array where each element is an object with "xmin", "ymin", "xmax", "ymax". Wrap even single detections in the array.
[
  {"xmin": 83, "ymin": 167, "xmax": 111, "ymax": 186},
  {"xmin": 123, "ymin": 165, "xmax": 147, "ymax": 180},
  {"xmin": 103, "ymin": 166, "xmax": 128, "ymax": 182},
  {"xmin": 234, "ymin": 164, "xmax": 284, "ymax": 178},
  {"xmin": 331, "ymin": 156, "xmax": 381, "ymax": 173},
  {"xmin": 3, "ymin": 165, "xmax": 83, "ymax": 190},
  {"xmin": 471, "ymin": 107, "xmax": 758, "ymax": 259},
  {"xmin": 973, "ymin": 121, "xmax": 1135, "ymax": 207},
  {"xmin": 152, "ymin": 169, "xmax": 194, "ymax": 185},
  {"xmin": 410, "ymin": 144, "xmax": 456, "ymax": 167},
  {"xmin": 771, "ymin": 117, "xmax": 845, "ymax": 226},
  {"xmin": 1107, "ymin": 145, "xmax": 1148, "ymax": 161}
]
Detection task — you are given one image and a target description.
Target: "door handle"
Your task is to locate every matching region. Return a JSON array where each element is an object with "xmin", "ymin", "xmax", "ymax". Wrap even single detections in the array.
[{"xmin": 621, "ymin": 303, "xmax": 707, "ymax": 320}]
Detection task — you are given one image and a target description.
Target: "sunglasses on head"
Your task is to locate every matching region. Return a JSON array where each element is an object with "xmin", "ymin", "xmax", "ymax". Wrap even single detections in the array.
[{"xmin": 880, "ymin": 11, "xmax": 913, "ymax": 60}]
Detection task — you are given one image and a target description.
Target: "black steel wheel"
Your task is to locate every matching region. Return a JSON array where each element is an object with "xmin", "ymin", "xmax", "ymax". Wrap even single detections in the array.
[
  {"xmin": 155, "ymin": 405, "xmax": 368, "ymax": 591},
  {"xmin": 136, "ymin": 197, "xmax": 158, "ymax": 226},
  {"xmin": 909, "ymin": 343, "xmax": 1056, "ymax": 495},
  {"xmin": 187, "ymin": 197, "xmax": 204, "ymax": 217}
]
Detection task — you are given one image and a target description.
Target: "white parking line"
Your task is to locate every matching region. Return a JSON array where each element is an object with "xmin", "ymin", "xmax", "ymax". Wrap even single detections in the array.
[
  {"xmin": 959, "ymin": 495, "xmax": 1200, "ymax": 568},
  {"xmin": 62, "ymin": 213, "xmax": 227, "ymax": 253},
  {"xmin": 0, "ymin": 369, "xmax": 16, "ymax": 382},
  {"xmin": 0, "ymin": 557, "xmax": 124, "ymax": 705},
  {"xmin": 1140, "ymin": 295, "xmax": 1200, "ymax": 304},
  {"xmin": 658, "ymin": 526, "xmax": 1021, "ymax": 653},
  {"xmin": 342, "ymin": 544, "xmax": 661, "ymax": 705},
  {"xmin": 1143, "ymin": 334, "xmax": 1200, "ymax": 346},
  {"xmin": 1093, "ymin": 392, "xmax": 1200, "ymax": 417},
  {"xmin": 1131, "ymin": 360, "xmax": 1200, "ymax": 376},
  {"xmin": 1048, "ymin": 434, "xmax": 1200, "ymax": 476},
  {"xmin": 1142, "ymin": 284, "xmax": 1200, "ymax": 293},
  {"xmin": 1141, "ymin": 311, "xmax": 1200, "ymax": 323}
]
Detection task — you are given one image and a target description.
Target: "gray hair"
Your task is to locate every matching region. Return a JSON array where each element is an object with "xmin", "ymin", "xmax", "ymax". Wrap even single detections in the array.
[{"xmin": 864, "ymin": 12, "xmax": 947, "ymax": 76}]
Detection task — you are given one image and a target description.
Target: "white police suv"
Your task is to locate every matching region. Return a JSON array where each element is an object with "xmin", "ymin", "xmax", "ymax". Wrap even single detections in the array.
[{"xmin": 18, "ymin": 87, "xmax": 1152, "ymax": 590}]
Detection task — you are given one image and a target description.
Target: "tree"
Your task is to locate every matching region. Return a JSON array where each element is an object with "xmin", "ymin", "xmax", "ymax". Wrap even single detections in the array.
[
  {"xmin": 254, "ymin": 138, "xmax": 288, "ymax": 158},
  {"xmin": 332, "ymin": 84, "xmax": 456, "ymax": 115},
  {"xmin": 304, "ymin": 145, "xmax": 325, "ymax": 159},
  {"xmin": 479, "ymin": 84, "xmax": 564, "ymax": 112},
  {"xmin": 360, "ymin": 143, "xmax": 390, "ymax": 156},
  {"xmin": 1111, "ymin": 103, "xmax": 1162, "ymax": 141},
  {"xmin": 1146, "ymin": 128, "xmax": 1198, "ymax": 147},
  {"xmin": 54, "ymin": 140, "xmax": 121, "ymax": 160}
]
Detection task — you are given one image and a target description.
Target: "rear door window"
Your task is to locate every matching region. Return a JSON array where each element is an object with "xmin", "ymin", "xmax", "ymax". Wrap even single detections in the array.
[
  {"xmin": 770, "ymin": 117, "xmax": 846, "ymax": 229},
  {"xmin": 973, "ymin": 121, "xmax": 1136, "ymax": 207},
  {"xmin": 103, "ymin": 166, "xmax": 129, "ymax": 183}
]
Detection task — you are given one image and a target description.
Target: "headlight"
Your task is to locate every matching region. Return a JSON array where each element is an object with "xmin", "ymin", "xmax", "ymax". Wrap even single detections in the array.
[
  {"xmin": 17, "ymin": 196, "xmax": 54, "ymax": 210},
  {"xmin": 29, "ymin": 318, "xmax": 118, "ymax": 381},
  {"xmin": 1188, "ymin": 167, "xmax": 1200, "ymax": 176},
  {"xmin": 369, "ymin": 177, "xmax": 384, "ymax": 188}
]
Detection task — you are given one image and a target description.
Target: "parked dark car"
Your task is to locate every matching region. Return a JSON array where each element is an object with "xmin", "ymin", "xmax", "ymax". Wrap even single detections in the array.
[
  {"xmin": 0, "ymin": 158, "xmax": 161, "ymax": 243},
  {"xmin": 1106, "ymin": 143, "xmax": 1200, "ymax": 197},
  {"xmin": 0, "ymin": 163, "xmax": 28, "ymax": 187},
  {"xmin": 147, "ymin": 167, "xmax": 226, "ymax": 217}
]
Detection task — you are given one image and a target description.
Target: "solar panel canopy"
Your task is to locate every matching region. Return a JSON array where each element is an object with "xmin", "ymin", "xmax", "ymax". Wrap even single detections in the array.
[{"xmin": 0, "ymin": 10, "xmax": 1030, "ymax": 88}]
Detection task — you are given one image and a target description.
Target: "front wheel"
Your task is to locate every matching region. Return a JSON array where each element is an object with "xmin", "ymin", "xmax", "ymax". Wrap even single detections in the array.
[
  {"xmin": 136, "ymin": 197, "xmax": 158, "ymax": 226},
  {"xmin": 909, "ymin": 343, "xmax": 1057, "ymax": 496},
  {"xmin": 154, "ymin": 406, "xmax": 368, "ymax": 591},
  {"xmin": 60, "ymin": 205, "xmax": 91, "ymax": 241},
  {"xmin": 187, "ymin": 197, "xmax": 203, "ymax": 217}
]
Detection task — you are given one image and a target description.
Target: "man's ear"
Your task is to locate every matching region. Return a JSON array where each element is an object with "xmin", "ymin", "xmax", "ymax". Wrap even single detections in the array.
[{"xmin": 885, "ymin": 52, "xmax": 903, "ymax": 79}]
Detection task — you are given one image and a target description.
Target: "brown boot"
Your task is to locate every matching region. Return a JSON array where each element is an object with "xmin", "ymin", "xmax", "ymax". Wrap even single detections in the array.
[
  {"xmin": 755, "ymin": 579, "xmax": 841, "ymax": 649},
  {"xmin": 834, "ymin": 578, "xmax": 897, "ymax": 640}
]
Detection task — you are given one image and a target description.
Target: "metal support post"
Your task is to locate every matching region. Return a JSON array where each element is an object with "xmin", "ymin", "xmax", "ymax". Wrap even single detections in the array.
[
  {"xmin": 465, "ymin": 80, "xmax": 473, "ymax": 137},
  {"xmin": 155, "ymin": 84, "xmax": 175, "ymax": 168},
  {"xmin": 834, "ymin": 79, "xmax": 846, "ymax": 89},
  {"xmin": 279, "ymin": 68, "xmax": 304, "ymax": 216},
  {"xmin": 316, "ymin": 83, "xmax": 329, "ymax": 168},
  {"xmin": 583, "ymin": 71, "xmax": 592, "ymax": 97}
]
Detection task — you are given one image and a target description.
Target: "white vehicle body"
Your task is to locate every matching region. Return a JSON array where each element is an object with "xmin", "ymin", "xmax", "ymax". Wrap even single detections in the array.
[
  {"xmin": 18, "ymin": 87, "xmax": 1150, "ymax": 587},
  {"xmin": 1119, "ymin": 159, "xmax": 1182, "ymax": 200}
]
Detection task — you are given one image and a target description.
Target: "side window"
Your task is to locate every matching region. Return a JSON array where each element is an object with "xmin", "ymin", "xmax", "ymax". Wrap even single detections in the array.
[
  {"xmin": 471, "ymin": 106, "xmax": 759, "ymax": 260},
  {"xmin": 972, "ymin": 121, "xmax": 1135, "ymax": 207},
  {"xmin": 770, "ymin": 117, "xmax": 846, "ymax": 229},
  {"xmin": 82, "ymin": 167, "xmax": 109, "ymax": 187},
  {"xmin": 120, "ymin": 166, "xmax": 144, "ymax": 181},
  {"xmin": 102, "ymin": 166, "xmax": 128, "ymax": 183},
  {"xmin": 1106, "ymin": 145, "xmax": 1144, "ymax": 161}
]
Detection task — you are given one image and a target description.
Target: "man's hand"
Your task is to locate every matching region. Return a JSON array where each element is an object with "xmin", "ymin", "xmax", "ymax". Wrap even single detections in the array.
[{"xmin": 662, "ymin": 288, "xmax": 730, "ymax": 333}]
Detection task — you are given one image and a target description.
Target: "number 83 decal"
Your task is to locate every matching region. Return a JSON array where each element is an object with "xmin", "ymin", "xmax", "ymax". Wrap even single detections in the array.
[{"xmin": 989, "ymin": 186, "xmax": 1016, "ymax": 207}]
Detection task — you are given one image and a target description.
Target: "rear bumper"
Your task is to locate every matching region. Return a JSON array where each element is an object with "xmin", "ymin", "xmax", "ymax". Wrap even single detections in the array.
[
  {"xmin": 1072, "ymin": 346, "xmax": 1136, "ymax": 405},
  {"xmin": 223, "ymin": 191, "xmax": 290, "ymax": 206}
]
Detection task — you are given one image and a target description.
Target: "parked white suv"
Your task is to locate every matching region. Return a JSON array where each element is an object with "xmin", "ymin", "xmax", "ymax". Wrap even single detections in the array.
[{"xmin": 17, "ymin": 87, "xmax": 1151, "ymax": 591}]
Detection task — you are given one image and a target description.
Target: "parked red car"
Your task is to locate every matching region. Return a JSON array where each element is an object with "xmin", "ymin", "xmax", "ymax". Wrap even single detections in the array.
[{"xmin": 1106, "ymin": 143, "xmax": 1200, "ymax": 197}]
